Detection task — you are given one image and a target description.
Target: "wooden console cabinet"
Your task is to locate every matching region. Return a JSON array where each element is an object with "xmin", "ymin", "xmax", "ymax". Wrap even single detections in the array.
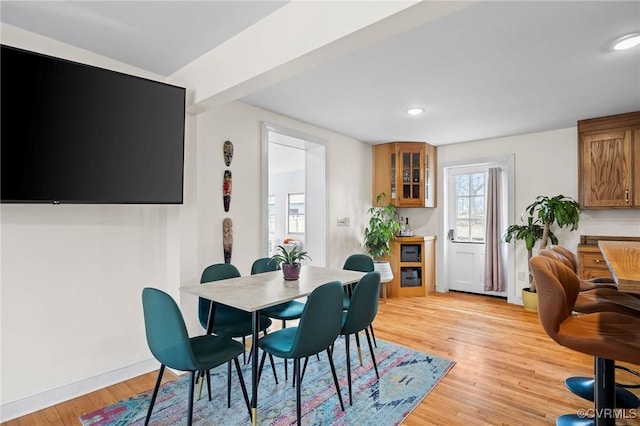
[
  {"xmin": 577, "ymin": 235, "xmax": 640, "ymax": 280},
  {"xmin": 372, "ymin": 142, "xmax": 437, "ymax": 208},
  {"xmin": 383, "ymin": 235, "xmax": 436, "ymax": 297},
  {"xmin": 578, "ymin": 111, "xmax": 640, "ymax": 209}
]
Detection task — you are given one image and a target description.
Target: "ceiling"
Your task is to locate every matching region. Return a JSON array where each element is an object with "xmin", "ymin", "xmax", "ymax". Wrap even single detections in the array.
[{"xmin": 2, "ymin": 1, "xmax": 639, "ymax": 146}]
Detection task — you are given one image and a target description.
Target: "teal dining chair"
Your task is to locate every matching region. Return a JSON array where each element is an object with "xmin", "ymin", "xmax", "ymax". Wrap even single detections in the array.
[
  {"xmin": 342, "ymin": 254, "xmax": 377, "ymax": 348},
  {"xmin": 251, "ymin": 257, "xmax": 305, "ymax": 329},
  {"xmin": 198, "ymin": 263, "xmax": 278, "ymax": 396},
  {"xmin": 142, "ymin": 287, "xmax": 250, "ymax": 426},
  {"xmin": 257, "ymin": 281, "xmax": 345, "ymax": 425},
  {"xmin": 252, "ymin": 257, "xmax": 306, "ymax": 381},
  {"xmin": 340, "ymin": 271, "xmax": 381, "ymax": 405}
]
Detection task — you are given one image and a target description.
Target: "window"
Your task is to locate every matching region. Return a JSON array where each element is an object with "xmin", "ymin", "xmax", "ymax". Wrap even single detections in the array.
[
  {"xmin": 454, "ymin": 173, "xmax": 486, "ymax": 242},
  {"xmin": 287, "ymin": 193, "xmax": 305, "ymax": 234},
  {"xmin": 268, "ymin": 195, "xmax": 275, "ymax": 234}
]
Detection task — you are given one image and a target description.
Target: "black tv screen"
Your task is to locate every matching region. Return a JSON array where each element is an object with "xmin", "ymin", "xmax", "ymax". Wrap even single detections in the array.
[{"xmin": 1, "ymin": 45, "xmax": 185, "ymax": 204}]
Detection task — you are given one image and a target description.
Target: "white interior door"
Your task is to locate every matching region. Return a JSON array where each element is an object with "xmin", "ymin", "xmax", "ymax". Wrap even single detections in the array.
[{"xmin": 447, "ymin": 168, "xmax": 488, "ymax": 294}]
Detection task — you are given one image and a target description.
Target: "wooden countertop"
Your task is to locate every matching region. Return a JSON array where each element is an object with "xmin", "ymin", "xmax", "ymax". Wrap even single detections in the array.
[{"xmin": 598, "ymin": 241, "xmax": 640, "ymax": 292}]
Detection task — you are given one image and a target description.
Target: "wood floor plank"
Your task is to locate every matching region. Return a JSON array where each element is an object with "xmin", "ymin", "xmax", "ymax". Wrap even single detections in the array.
[{"xmin": 3, "ymin": 292, "xmax": 639, "ymax": 425}]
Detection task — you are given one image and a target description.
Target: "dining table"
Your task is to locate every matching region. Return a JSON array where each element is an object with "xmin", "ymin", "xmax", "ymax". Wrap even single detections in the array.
[
  {"xmin": 180, "ymin": 265, "xmax": 366, "ymax": 425},
  {"xmin": 598, "ymin": 240, "xmax": 640, "ymax": 293}
]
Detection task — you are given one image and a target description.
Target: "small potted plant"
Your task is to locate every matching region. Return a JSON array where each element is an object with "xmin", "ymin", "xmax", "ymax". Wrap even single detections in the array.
[{"xmin": 270, "ymin": 244, "xmax": 311, "ymax": 280}]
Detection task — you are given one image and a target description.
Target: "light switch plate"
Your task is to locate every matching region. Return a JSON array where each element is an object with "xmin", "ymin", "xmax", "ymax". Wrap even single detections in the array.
[{"xmin": 337, "ymin": 217, "xmax": 350, "ymax": 226}]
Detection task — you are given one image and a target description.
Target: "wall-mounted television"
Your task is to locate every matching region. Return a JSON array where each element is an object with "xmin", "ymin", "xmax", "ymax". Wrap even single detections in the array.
[{"xmin": 1, "ymin": 45, "xmax": 186, "ymax": 204}]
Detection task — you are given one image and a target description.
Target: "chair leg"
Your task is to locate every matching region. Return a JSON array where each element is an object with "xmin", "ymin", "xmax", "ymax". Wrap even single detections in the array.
[
  {"xmin": 227, "ymin": 361, "xmax": 232, "ymax": 407},
  {"xmin": 345, "ymin": 334, "xmax": 353, "ymax": 406},
  {"xmin": 300, "ymin": 357, "xmax": 310, "ymax": 384},
  {"xmin": 258, "ymin": 350, "xmax": 267, "ymax": 385},
  {"xmin": 295, "ymin": 358, "xmax": 302, "ymax": 425},
  {"xmin": 364, "ymin": 327, "xmax": 379, "ymax": 379},
  {"xmin": 233, "ymin": 357, "xmax": 252, "ymax": 419},
  {"xmin": 206, "ymin": 370, "xmax": 212, "ymax": 401},
  {"xmin": 187, "ymin": 371, "xmax": 195, "ymax": 426},
  {"xmin": 354, "ymin": 331, "xmax": 363, "ymax": 366},
  {"xmin": 144, "ymin": 364, "xmax": 165, "ymax": 426},
  {"xmin": 327, "ymin": 347, "xmax": 345, "ymax": 411},
  {"xmin": 369, "ymin": 324, "xmax": 377, "ymax": 348},
  {"xmin": 269, "ymin": 353, "xmax": 279, "ymax": 384},
  {"xmin": 242, "ymin": 336, "xmax": 247, "ymax": 364}
]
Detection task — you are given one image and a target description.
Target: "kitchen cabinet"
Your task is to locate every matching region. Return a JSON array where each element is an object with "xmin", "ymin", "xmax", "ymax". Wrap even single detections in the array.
[
  {"xmin": 578, "ymin": 111, "xmax": 640, "ymax": 208},
  {"xmin": 577, "ymin": 235, "xmax": 640, "ymax": 280},
  {"xmin": 372, "ymin": 142, "xmax": 437, "ymax": 208},
  {"xmin": 383, "ymin": 235, "xmax": 436, "ymax": 297}
]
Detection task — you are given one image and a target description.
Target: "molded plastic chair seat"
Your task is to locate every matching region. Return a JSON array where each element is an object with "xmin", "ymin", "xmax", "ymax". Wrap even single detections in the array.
[
  {"xmin": 530, "ymin": 256, "xmax": 640, "ymax": 426},
  {"xmin": 251, "ymin": 258, "xmax": 305, "ymax": 323},
  {"xmin": 142, "ymin": 287, "xmax": 250, "ymax": 426},
  {"xmin": 198, "ymin": 263, "xmax": 277, "ymax": 390},
  {"xmin": 340, "ymin": 271, "xmax": 381, "ymax": 405},
  {"xmin": 342, "ymin": 254, "xmax": 377, "ymax": 347},
  {"xmin": 258, "ymin": 281, "xmax": 345, "ymax": 425}
]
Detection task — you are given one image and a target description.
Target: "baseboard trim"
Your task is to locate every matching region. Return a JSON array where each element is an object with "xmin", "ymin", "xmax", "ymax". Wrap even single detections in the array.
[{"xmin": 1, "ymin": 358, "xmax": 159, "ymax": 422}]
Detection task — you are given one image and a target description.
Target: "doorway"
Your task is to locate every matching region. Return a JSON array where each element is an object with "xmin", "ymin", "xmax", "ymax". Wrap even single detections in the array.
[
  {"xmin": 440, "ymin": 155, "xmax": 515, "ymax": 301},
  {"xmin": 260, "ymin": 122, "xmax": 327, "ymax": 266}
]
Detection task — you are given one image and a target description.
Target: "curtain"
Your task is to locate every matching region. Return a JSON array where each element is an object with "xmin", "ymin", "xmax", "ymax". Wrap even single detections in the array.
[{"xmin": 484, "ymin": 167, "xmax": 505, "ymax": 291}]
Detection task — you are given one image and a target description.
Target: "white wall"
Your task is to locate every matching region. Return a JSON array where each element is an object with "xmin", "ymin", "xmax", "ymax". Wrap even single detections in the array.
[
  {"xmin": 0, "ymin": 24, "xmax": 199, "ymax": 421},
  {"xmin": 179, "ymin": 101, "xmax": 372, "ymax": 332},
  {"xmin": 412, "ymin": 127, "xmax": 640, "ymax": 303}
]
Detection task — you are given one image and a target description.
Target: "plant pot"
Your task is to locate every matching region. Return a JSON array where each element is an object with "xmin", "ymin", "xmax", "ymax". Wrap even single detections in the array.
[
  {"xmin": 522, "ymin": 288, "xmax": 538, "ymax": 312},
  {"xmin": 282, "ymin": 263, "xmax": 301, "ymax": 281}
]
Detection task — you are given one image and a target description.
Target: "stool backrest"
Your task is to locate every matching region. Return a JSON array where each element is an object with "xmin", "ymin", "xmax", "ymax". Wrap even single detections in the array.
[
  {"xmin": 530, "ymin": 256, "xmax": 581, "ymax": 341},
  {"xmin": 549, "ymin": 245, "xmax": 579, "ymax": 273},
  {"xmin": 538, "ymin": 249, "xmax": 575, "ymax": 271}
]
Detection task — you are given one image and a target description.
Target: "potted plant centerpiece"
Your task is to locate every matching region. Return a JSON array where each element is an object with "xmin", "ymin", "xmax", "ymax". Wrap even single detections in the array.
[
  {"xmin": 364, "ymin": 193, "xmax": 400, "ymax": 276},
  {"xmin": 270, "ymin": 244, "xmax": 311, "ymax": 281},
  {"xmin": 504, "ymin": 194, "xmax": 580, "ymax": 312}
]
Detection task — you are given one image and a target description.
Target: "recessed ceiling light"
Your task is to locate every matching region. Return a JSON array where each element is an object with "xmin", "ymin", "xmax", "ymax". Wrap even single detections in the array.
[
  {"xmin": 612, "ymin": 33, "xmax": 640, "ymax": 50},
  {"xmin": 406, "ymin": 107, "xmax": 425, "ymax": 116}
]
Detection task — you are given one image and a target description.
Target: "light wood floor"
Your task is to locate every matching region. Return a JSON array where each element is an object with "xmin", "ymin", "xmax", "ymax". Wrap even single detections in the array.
[{"xmin": 5, "ymin": 291, "xmax": 640, "ymax": 425}]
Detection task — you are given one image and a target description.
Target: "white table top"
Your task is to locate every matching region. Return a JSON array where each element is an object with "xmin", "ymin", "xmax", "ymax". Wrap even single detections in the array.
[{"xmin": 180, "ymin": 265, "xmax": 366, "ymax": 312}]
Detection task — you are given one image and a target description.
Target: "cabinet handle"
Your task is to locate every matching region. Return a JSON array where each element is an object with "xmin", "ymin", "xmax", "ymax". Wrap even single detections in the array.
[
  {"xmin": 594, "ymin": 259, "xmax": 601, "ymax": 263},
  {"xmin": 626, "ymin": 189, "xmax": 629, "ymax": 204}
]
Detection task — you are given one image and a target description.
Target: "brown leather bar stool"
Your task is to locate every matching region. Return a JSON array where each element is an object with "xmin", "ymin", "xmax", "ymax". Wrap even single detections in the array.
[
  {"xmin": 544, "ymin": 246, "xmax": 617, "ymax": 291},
  {"xmin": 539, "ymin": 249, "xmax": 640, "ymax": 408},
  {"xmin": 530, "ymin": 256, "xmax": 640, "ymax": 426}
]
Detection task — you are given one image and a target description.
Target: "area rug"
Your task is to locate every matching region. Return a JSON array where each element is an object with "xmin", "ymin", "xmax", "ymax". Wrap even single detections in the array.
[{"xmin": 80, "ymin": 338, "xmax": 454, "ymax": 425}]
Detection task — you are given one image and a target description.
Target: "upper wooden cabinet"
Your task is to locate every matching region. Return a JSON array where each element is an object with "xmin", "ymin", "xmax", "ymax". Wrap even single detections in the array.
[
  {"xmin": 372, "ymin": 142, "xmax": 437, "ymax": 208},
  {"xmin": 578, "ymin": 111, "xmax": 640, "ymax": 209}
]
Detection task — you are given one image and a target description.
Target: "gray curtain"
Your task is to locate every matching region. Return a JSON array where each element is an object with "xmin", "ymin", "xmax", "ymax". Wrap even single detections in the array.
[{"xmin": 484, "ymin": 167, "xmax": 505, "ymax": 291}]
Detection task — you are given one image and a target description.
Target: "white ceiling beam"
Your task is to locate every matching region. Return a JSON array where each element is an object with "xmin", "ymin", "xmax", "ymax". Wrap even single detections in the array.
[{"xmin": 168, "ymin": 1, "xmax": 476, "ymax": 114}]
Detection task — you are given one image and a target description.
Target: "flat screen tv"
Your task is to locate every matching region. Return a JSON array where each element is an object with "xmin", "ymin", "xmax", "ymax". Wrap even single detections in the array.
[{"xmin": 1, "ymin": 45, "xmax": 186, "ymax": 204}]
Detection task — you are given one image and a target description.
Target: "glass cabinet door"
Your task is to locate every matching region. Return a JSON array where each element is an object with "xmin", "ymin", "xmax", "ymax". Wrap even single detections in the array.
[{"xmin": 400, "ymin": 149, "xmax": 422, "ymax": 203}]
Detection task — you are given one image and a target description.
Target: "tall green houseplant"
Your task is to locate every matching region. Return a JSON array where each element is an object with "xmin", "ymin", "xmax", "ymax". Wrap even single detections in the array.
[
  {"xmin": 504, "ymin": 194, "xmax": 580, "ymax": 292},
  {"xmin": 363, "ymin": 193, "xmax": 400, "ymax": 260}
]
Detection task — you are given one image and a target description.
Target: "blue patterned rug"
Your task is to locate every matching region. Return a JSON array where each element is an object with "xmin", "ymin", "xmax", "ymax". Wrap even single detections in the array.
[{"xmin": 80, "ymin": 338, "xmax": 454, "ymax": 425}]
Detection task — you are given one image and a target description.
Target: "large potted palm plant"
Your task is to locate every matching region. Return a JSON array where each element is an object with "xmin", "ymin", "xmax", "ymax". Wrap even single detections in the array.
[
  {"xmin": 363, "ymin": 193, "xmax": 400, "ymax": 273},
  {"xmin": 504, "ymin": 194, "xmax": 580, "ymax": 311}
]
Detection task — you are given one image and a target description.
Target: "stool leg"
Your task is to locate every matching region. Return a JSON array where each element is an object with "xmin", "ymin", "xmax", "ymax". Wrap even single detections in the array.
[{"xmin": 594, "ymin": 358, "xmax": 616, "ymax": 426}]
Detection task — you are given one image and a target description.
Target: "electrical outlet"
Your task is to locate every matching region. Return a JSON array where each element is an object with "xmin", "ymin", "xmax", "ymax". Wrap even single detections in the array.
[
  {"xmin": 337, "ymin": 217, "xmax": 350, "ymax": 226},
  {"xmin": 517, "ymin": 271, "xmax": 525, "ymax": 281}
]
